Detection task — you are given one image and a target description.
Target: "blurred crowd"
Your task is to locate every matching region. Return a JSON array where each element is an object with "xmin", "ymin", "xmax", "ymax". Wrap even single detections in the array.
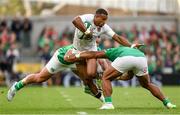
[
  {"xmin": 0, "ymin": 16, "xmax": 33, "ymax": 86},
  {"xmin": 0, "ymin": 16, "xmax": 179, "ymax": 86}
]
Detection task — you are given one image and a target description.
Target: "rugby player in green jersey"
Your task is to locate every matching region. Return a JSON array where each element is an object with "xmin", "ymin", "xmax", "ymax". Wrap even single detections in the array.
[
  {"xmin": 65, "ymin": 46, "xmax": 176, "ymax": 109},
  {"xmin": 7, "ymin": 45, "xmax": 105, "ymax": 102}
]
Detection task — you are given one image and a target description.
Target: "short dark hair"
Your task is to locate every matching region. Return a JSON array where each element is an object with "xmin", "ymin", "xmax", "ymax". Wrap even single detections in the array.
[{"xmin": 95, "ymin": 8, "xmax": 108, "ymax": 16}]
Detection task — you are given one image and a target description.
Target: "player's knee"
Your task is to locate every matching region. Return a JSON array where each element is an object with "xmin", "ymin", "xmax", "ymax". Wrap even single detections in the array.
[{"xmin": 141, "ymin": 82, "xmax": 151, "ymax": 90}]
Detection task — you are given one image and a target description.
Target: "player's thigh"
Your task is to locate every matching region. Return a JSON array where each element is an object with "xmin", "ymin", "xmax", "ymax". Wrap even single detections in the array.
[
  {"xmin": 103, "ymin": 65, "xmax": 122, "ymax": 81},
  {"xmin": 72, "ymin": 69, "xmax": 86, "ymax": 82},
  {"xmin": 86, "ymin": 58, "xmax": 97, "ymax": 75},
  {"xmin": 137, "ymin": 74, "xmax": 150, "ymax": 87},
  {"xmin": 116, "ymin": 71, "xmax": 134, "ymax": 81},
  {"xmin": 75, "ymin": 61, "xmax": 88, "ymax": 80}
]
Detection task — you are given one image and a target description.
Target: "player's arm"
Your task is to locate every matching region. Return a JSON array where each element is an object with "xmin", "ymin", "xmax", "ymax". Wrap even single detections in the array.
[
  {"xmin": 105, "ymin": 25, "xmax": 132, "ymax": 47},
  {"xmin": 80, "ymin": 51, "xmax": 107, "ymax": 59},
  {"xmin": 64, "ymin": 51, "xmax": 107, "ymax": 62},
  {"xmin": 105, "ymin": 25, "xmax": 142, "ymax": 48},
  {"xmin": 112, "ymin": 34, "xmax": 145, "ymax": 48},
  {"xmin": 72, "ymin": 16, "xmax": 87, "ymax": 33},
  {"xmin": 112, "ymin": 34, "xmax": 131, "ymax": 47},
  {"xmin": 113, "ymin": 34, "xmax": 146, "ymax": 48},
  {"xmin": 72, "ymin": 14, "xmax": 93, "ymax": 38}
]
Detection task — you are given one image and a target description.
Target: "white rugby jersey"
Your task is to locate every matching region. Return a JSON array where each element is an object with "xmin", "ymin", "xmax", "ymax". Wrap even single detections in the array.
[{"xmin": 73, "ymin": 14, "xmax": 115, "ymax": 51}]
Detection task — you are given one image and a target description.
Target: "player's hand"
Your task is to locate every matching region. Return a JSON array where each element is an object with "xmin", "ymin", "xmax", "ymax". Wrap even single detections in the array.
[
  {"xmin": 83, "ymin": 28, "xmax": 93, "ymax": 40},
  {"xmin": 84, "ymin": 31, "xmax": 93, "ymax": 40},
  {"xmin": 66, "ymin": 54, "xmax": 77, "ymax": 62},
  {"xmin": 64, "ymin": 49, "xmax": 79, "ymax": 62},
  {"xmin": 131, "ymin": 43, "xmax": 145, "ymax": 49}
]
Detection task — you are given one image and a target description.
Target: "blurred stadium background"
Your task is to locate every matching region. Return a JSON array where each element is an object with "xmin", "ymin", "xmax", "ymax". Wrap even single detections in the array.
[{"xmin": 0, "ymin": 0, "xmax": 180, "ymax": 114}]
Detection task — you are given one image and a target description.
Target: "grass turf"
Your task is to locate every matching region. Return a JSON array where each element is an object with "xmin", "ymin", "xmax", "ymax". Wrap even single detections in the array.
[{"xmin": 0, "ymin": 86, "xmax": 179, "ymax": 114}]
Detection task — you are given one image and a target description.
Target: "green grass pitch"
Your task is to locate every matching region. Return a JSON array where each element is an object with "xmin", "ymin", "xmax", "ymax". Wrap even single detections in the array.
[{"xmin": 0, "ymin": 86, "xmax": 179, "ymax": 114}]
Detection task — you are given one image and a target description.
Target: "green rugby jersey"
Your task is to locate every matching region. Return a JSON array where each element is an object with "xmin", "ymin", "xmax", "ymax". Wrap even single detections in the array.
[
  {"xmin": 105, "ymin": 46, "xmax": 145, "ymax": 62},
  {"xmin": 57, "ymin": 45, "xmax": 74, "ymax": 65}
]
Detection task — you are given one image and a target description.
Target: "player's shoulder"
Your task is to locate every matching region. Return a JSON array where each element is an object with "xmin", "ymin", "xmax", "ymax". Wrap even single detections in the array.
[{"xmin": 102, "ymin": 24, "xmax": 112, "ymax": 30}]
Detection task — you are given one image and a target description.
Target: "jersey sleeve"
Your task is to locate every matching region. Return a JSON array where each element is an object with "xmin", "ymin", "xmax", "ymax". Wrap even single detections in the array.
[
  {"xmin": 104, "ymin": 24, "xmax": 115, "ymax": 38},
  {"xmin": 79, "ymin": 14, "xmax": 94, "ymax": 22}
]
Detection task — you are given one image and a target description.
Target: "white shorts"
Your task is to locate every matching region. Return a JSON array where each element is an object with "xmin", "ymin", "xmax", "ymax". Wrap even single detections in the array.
[
  {"xmin": 45, "ymin": 50, "xmax": 76, "ymax": 74},
  {"xmin": 111, "ymin": 56, "xmax": 148, "ymax": 76}
]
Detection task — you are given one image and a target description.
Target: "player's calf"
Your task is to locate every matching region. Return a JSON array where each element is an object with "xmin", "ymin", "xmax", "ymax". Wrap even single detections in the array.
[{"xmin": 138, "ymin": 75, "xmax": 176, "ymax": 109}]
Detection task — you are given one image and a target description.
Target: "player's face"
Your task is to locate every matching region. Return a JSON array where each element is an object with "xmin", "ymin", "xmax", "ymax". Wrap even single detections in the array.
[{"xmin": 94, "ymin": 14, "xmax": 108, "ymax": 27}]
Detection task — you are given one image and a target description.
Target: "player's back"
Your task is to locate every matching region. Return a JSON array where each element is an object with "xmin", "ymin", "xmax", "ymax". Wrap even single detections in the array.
[{"xmin": 105, "ymin": 46, "xmax": 145, "ymax": 61}]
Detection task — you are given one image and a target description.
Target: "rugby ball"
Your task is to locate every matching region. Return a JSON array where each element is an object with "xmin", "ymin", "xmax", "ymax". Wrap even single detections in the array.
[{"xmin": 77, "ymin": 21, "xmax": 92, "ymax": 39}]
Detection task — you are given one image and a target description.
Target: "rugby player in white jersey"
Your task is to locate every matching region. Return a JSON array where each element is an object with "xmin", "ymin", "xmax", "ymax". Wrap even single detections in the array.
[{"xmin": 70, "ymin": 8, "xmax": 140, "ymax": 97}]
